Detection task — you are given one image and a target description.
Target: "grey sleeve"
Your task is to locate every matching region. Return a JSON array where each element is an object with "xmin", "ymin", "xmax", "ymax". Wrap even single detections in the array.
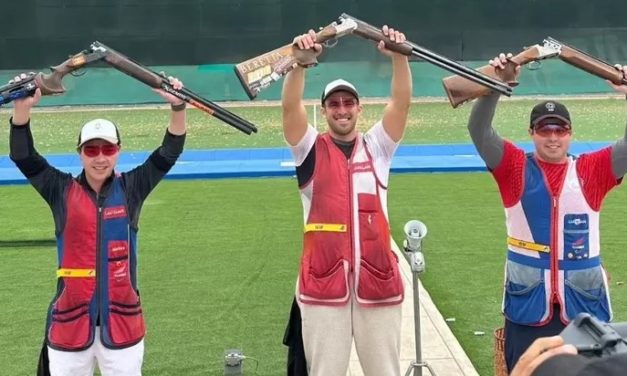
[
  {"xmin": 611, "ymin": 101, "xmax": 627, "ymax": 179},
  {"xmin": 467, "ymin": 93, "xmax": 506, "ymax": 170}
]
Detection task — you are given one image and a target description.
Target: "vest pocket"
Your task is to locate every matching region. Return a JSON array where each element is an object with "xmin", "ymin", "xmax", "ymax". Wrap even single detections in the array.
[
  {"xmin": 358, "ymin": 193, "xmax": 392, "ymax": 272},
  {"xmin": 108, "ymin": 259, "xmax": 139, "ymax": 304},
  {"xmin": 504, "ymin": 261, "xmax": 546, "ymax": 325},
  {"xmin": 49, "ymin": 305, "xmax": 91, "ymax": 350},
  {"xmin": 109, "ymin": 302, "xmax": 145, "ymax": 346},
  {"xmin": 300, "ymin": 259, "xmax": 348, "ymax": 300},
  {"xmin": 48, "ymin": 278, "xmax": 95, "ymax": 349},
  {"xmin": 564, "ymin": 267, "xmax": 610, "ymax": 321},
  {"xmin": 357, "ymin": 258, "xmax": 403, "ymax": 301},
  {"xmin": 107, "ymin": 253, "xmax": 145, "ymax": 345}
]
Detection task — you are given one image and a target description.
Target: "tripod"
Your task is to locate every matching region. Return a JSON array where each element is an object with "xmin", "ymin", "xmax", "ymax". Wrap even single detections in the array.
[{"xmin": 402, "ymin": 221, "xmax": 436, "ymax": 376}]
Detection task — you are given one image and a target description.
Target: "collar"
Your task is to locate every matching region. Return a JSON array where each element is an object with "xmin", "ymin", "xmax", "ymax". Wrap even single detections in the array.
[{"xmin": 77, "ymin": 170, "xmax": 116, "ymax": 195}]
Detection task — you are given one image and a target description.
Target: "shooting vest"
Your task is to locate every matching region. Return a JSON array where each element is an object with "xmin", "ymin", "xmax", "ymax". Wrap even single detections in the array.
[
  {"xmin": 46, "ymin": 178, "xmax": 145, "ymax": 351},
  {"xmin": 297, "ymin": 133, "xmax": 403, "ymax": 307},
  {"xmin": 503, "ymin": 155, "xmax": 611, "ymax": 325}
]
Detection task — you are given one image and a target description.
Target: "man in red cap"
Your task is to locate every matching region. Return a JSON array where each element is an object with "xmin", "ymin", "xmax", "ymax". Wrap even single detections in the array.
[
  {"xmin": 467, "ymin": 53, "xmax": 627, "ymax": 373},
  {"xmin": 8, "ymin": 72, "xmax": 187, "ymax": 376},
  {"xmin": 280, "ymin": 24, "xmax": 412, "ymax": 376}
]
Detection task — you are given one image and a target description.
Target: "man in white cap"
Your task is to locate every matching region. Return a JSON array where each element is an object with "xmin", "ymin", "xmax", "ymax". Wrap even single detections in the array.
[
  {"xmin": 281, "ymin": 25, "xmax": 412, "ymax": 376},
  {"xmin": 8, "ymin": 72, "xmax": 187, "ymax": 376}
]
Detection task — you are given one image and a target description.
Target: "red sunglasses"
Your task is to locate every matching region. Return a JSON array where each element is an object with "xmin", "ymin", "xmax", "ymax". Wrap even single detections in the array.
[
  {"xmin": 324, "ymin": 97, "xmax": 357, "ymax": 110},
  {"xmin": 533, "ymin": 124, "xmax": 571, "ymax": 137},
  {"xmin": 81, "ymin": 144, "xmax": 120, "ymax": 157}
]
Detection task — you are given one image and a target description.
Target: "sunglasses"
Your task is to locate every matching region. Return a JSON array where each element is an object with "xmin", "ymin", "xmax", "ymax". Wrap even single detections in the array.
[
  {"xmin": 82, "ymin": 144, "xmax": 120, "ymax": 157},
  {"xmin": 324, "ymin": 98, "xmax": 357, "ymax": 110},
  {"xmin": 533, "ymin": 121, "xmax": 571, "ymax": 138}
]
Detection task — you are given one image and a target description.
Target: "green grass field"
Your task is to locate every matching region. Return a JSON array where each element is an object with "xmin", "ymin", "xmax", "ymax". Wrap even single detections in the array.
[{"xmin": 1, "ymin": 98, "xmax": 626, "ymax": 375}]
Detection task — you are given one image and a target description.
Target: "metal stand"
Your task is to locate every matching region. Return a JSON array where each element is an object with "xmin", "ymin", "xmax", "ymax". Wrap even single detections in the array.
[{"xmin": 401, "ymin": 220, "xmax": 437, "ymax": 376}]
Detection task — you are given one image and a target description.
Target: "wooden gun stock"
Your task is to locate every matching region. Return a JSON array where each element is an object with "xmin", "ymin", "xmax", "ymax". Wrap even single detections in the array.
[
  {"xmin": 36, "ymin": 52, "xmax": 105, "ymax": 95},
  {"xmin": 442, "ymin": 45, "xmax": 558, "ymax": 108},
  {"xmin": 235, "ymin": 13, "xmax": 511, "ymax": 100},
  {"xmin": 0, "ymin": 50, "xmax": 104, "ymax": 106},
  {"xmin": 234, "ymin": 19, "xmax": 357, "ymax": 99},
  {"xmin": 554, "ymin": 39, "xmax": 627, "ymax": 85}
]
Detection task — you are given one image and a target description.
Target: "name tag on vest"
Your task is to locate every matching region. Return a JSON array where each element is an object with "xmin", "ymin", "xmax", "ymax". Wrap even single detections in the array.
[{"xmin": 104, "ymin": 206, "xmax": 127, "ymax": 220}]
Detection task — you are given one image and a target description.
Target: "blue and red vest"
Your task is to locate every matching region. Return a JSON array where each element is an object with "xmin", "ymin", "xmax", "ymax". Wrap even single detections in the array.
[
  {"xmin": 46, "ymin": 177, "xmax": 145, "ymax": 350},
  {"xmin": 297, "ymin": 133, "xmax": 404, "ymax": 307},
  {"xmin": 503, "ymin": 155, "xmax": 611, "ymax": 325}
]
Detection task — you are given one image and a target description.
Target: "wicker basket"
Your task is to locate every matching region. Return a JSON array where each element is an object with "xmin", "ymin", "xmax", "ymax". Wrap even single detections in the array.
[{"xmin": 494, "ymin": 327, "xmax": 507, "ymax": 376}]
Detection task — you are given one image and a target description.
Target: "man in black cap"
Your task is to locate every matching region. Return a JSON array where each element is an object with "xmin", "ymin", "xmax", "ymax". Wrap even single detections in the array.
[
  {"xmin": 467, "ymin": 53, "xmax": 627, "ymax": 373},
  {"xmin": 280, "ymin": 25, "xmax": 412, "ymax": 376}
]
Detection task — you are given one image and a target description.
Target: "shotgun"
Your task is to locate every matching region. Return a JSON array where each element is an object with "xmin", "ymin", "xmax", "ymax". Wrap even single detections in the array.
[
  {"xmin": 442, "ymin": 37, "xmax": 627, "ymax": 108},
  {"xmin": 234, "ymin": 13, "xmax": 512, "ymax": 100},
  {"xmin": 0, "ymin": 50, "xmax": 106, "ymax": 106},
  {"xmin": 90, "ymin": 42, "xmax": 258, "ymax": 135}
]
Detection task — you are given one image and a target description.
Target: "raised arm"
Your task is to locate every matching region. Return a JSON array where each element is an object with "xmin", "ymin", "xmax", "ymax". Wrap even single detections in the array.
[
  {"xmin": 125, "ymin": 76, "xmax": 188, "ymax": 208},
  {"xmin": 282, "ymin": 30, "xmax": 321, "ymax": 146},
  {"xmin": 607, "ymin": 65, "xmax": 627, "ymax": 179},
  {"xmin": 9, "ymin": 73, "xmax": 73, "ymax": 221},
  {"xmin": 468, "ymin": 93, "xmax": 505, "ymax": 170},
  {"xmin": 380, "ymin": 26, "xmax": 412, "ymax": 143},
  {"xmin": 151, "ymin": 75, "xmax": 187, "ymax": 136},
  {"xmin": 467, "ymin": 53, "xmax": 518, "ymax": 170}
]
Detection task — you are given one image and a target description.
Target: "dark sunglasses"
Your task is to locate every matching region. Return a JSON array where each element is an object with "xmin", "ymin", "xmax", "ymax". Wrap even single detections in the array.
[{"xmin": 82, "ymin": 144, "xmax": 120, "ymax": 157}]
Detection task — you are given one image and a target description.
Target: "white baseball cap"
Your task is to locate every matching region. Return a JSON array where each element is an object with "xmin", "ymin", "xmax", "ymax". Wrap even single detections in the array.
[
  {"xmin": 77, "ymin": 119, "xmax": 120, "ymax": 147},
  {"xmin": 320, "ymin": 79, "xmax": 359, "ymax": 105}
]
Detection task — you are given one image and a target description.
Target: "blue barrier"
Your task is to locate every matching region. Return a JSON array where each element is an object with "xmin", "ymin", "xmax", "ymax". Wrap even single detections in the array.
[{"xmin": 0, "ymin": 142, "xmax": 614, "ymax": 186}]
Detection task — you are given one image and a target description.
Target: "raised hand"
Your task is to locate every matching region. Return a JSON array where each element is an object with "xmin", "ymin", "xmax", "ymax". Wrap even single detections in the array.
[
  {"xmin": 608, "ymin": 64, "xmax": 627, "ymax": 95},
  {"xmin": 10, "ymin": 72, "xmax": 41, "ymax": 125},
  {"xmin": 151, "ymin": 74, "xmax": 185, "ymax": 106},
  {"xmin": 489, "ymin": 52, "xmax": 521, "ymax": 83},
  {"xmin": 377, "ymin": 25, "xmax": 407, "ymax": 57}
]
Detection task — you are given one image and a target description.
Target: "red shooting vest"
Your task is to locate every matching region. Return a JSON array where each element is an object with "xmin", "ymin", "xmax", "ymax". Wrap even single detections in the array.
[
  {"xmin": 46, "ymin": 178, "xmax": 145, "ymax": 351},
  {"xmin": 298, "ymin": 133, "xmax": 404, "ymax": 307}
]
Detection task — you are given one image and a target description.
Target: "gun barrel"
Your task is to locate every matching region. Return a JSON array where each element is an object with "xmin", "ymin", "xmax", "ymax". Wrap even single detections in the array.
[
  {"xmin": 92, "ymin": 41, "xmax": 258, "ymax": 134},
  {"xmin": 409, "ymin": 42, "xmax": 512, "ymax": 96},
  {"xmin": 178, "ymin": 87, "xmax": 258, "ymax": 134},
  {"xmin": 340, "ymin": 13, "xmax": 512, "ymax": 96}
]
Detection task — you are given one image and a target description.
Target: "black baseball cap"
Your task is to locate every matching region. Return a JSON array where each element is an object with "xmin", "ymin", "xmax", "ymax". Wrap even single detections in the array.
[
  {"xmin": 530, "ymin": 100, "xmax": 572, "ymax": 129},
  {"xmin": 320, "ymin": 79, "xmax": 359, "ymax": 105}
]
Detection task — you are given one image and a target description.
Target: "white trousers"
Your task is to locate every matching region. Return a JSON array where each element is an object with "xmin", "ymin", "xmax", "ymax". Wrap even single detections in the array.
[
  {"xmin": 48, "ymin": 329, "xmax": 144, "ymax": 376},
  {"xmin": 298, "ymin": 294, "xmax": 402, "ymax": 376}
]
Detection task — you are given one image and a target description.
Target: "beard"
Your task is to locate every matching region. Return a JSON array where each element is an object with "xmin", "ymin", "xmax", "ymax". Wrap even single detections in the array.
[{"xmin": 328, "ymin": 119, "xmax": 356, "ymax": 136}]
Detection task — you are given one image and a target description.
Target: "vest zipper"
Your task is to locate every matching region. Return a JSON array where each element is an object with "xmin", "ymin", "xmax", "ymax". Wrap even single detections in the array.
[
  {"xmin": 551, "ymin": 196, "xmax": 560, "ymax": 308},
  {"xmin": 348, "ymin": 157, "xmax": 354, "ymax": 274},
  {"xmin": 96, "ymin": 194, "xmax": 104, "ymax": 330}
]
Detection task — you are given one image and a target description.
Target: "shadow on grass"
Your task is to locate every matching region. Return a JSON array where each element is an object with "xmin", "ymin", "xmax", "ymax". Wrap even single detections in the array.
[{"xmin": 0, "ymin": 239, "xmax": 56, "ymax": 248}]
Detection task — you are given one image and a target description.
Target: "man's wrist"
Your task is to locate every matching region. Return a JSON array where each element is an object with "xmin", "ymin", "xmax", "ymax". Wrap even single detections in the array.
[{"xmin": 171, "ymin": 102, "xmax": 186, "ymax": 112}]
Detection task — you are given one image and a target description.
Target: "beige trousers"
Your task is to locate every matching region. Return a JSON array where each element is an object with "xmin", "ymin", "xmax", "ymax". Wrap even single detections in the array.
[{"xmin": 298, "ymin": 294, "xmax": 402, "ymax": 376}]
